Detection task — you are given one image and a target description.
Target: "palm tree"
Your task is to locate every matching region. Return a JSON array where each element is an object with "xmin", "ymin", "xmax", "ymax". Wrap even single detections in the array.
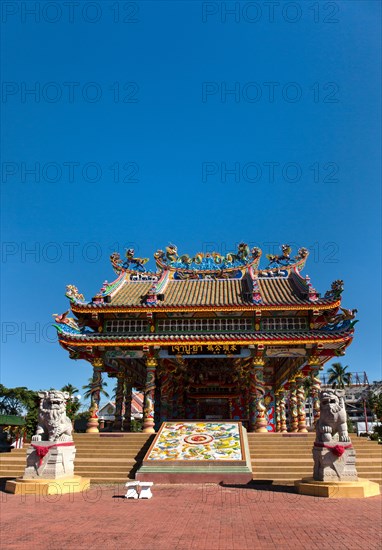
[
  {"xmin": 61, "ymin": 384, "xmax": 81, "ymax": 423},
  {"xmin": 327, "ymin": 362, "xmax": 352, "ymax": 389},
  {"xmin": 61, "ymin": 384, "xmax": 79, "ymax": 397},
  {"xmin": 82, "ymin": 376, "xmax": 109, "ymax": 402}
]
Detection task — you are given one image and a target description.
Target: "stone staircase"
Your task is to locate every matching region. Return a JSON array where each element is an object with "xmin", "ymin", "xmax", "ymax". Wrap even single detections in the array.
[
  {"xmin": 0, "ymin": 433, "xmax": 153, "ymax": 485},
  {"xmin": 248, "ymin": 433, "xmax": 382, "ymax": 485},
  {"xmin": 1, "ymin": 432, "xmax": 380, "ymax": 485}
]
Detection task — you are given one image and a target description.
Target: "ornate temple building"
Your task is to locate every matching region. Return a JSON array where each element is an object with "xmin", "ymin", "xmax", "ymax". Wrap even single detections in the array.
[{"xmin": 54, "ymin": 243, "xmax": 357, "ymax": 434}]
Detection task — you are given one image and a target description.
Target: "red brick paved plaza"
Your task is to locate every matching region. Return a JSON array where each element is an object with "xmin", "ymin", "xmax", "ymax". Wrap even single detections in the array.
[{"xmin": 1, "ymin": 483, "xmax": 381, "ymax": 549}]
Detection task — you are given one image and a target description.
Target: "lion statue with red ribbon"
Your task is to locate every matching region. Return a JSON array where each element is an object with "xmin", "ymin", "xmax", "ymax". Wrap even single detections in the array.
[
  {"xmin": 316, "ymin": 389, "xmax": 350, "ymax": 443},
  {"xmin": 32, "ymin": 390, "xmax": 73, "ymax": 443}
]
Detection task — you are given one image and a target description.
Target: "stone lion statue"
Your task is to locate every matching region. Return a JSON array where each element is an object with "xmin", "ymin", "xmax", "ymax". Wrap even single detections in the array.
[
  {"xmin": 32, "ymin": 390, "xmax": 73, "ymax": 443},
  {"xmin": 315, "ymin": 389, "xmax": 350, "ymax": 443}
]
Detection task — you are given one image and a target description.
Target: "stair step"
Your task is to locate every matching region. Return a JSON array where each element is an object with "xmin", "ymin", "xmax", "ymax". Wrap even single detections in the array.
[
  {"xmin": 74, "ymin": 465, "xmax": 133, "ymax": 471},
  {"xmin": 1, "ymin": 433, "xmax": 380, "ymax": 485}
]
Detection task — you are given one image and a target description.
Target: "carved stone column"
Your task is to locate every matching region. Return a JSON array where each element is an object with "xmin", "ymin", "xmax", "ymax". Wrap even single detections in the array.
[
  {"xmin": 279, "ymin": 389, "xmax": 287, "ymax": 433},
  {"xmin": 175, "ymin": 355, "xmax": 186, "ymax": 419},
  {"xmin": 86, "ymin": 359, "xmax": 103, "ymax": 433},
  {"xmin": 123, "ymin": 377, "xmax": 133, "ymax": 432},
  {"xmin": 295, "ymin": 373, "xmax": 308, "ymax": 433},
  {"xmin": 275, "ymin": 391, "xmax": 281, "ymax": 432},
  {"xmin": 112, "ymin": 373, "xmax": 125, "ymax": 431},
  {"xmin": 143, "ymin": 356, "xmax": 157, "ymax": 434},
  {"xmin": 248, "ymin": 362, "xmax": 257, "ymax": 432},
  {"xmin": 310, "ymin": 359, "xmax": 322, "ymax": 427},
  {"xmin": 250, "ymin": 359, "xmax": 267, "ymax": 433},
  {"xmin": 159, "ymin": 362, "xmax": 174, "ymax": 422},
  {"xmin": 289, "ymin": 379, "xmax": 298, "ymax": 432}
]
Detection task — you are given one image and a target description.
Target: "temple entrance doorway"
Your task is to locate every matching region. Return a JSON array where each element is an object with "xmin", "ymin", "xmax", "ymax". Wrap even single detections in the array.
[
  {"xmin": 182, "ymin": 357, "xmax": 249, "ymax": 423},
  {"xmin": 198, "ymin": 398, "xmax": 230, "ymax": 420}
]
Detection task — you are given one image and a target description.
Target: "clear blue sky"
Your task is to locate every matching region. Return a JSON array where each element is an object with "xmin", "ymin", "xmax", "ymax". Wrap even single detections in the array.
[{"xmin": 1, "ymin": 1, "xmax": 381, "ymax": 400}]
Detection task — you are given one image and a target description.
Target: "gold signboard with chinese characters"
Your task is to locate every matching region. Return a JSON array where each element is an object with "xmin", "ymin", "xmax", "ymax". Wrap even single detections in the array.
[{"xmin": 168, "ymin": 344, "xmax": 241, "ymax": 356}]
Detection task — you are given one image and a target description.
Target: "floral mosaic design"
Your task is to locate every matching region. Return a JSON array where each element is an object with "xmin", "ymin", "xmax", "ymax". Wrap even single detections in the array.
[{"xmin": 147, "ymin": 422, "xmax": 242, "ymax": 461}]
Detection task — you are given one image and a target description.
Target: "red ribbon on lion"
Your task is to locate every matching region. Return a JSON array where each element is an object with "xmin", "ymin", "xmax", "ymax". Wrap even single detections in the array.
[
  {"xmin": 31, "ymin": 442, "xmax": 74, "ymax": 467},
  {"xmin": 314, "ymin": 442, "xmax": 352, "ymax": 457}
]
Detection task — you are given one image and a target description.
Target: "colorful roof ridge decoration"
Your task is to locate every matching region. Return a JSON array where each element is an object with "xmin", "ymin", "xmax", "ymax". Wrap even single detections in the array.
[
  {"xmin": 58, "ymin": 244, "xmax": 346, "ymax": 312},
  {"xmin": 289, "ymin": 268, "xmax": 318, "ymax": 302},
  {"xmin": 264, "ymin": 244, "xmax": 306, "ymax": 268},
  {"xmin": 259, "ymin": 246, "xmax": 309, "ymax": 275},
  {"xmin": 100, "ymin": 272, "xmax": 126, "ymax": 297},
  {"xmin": 145, "ymin": 269, "xmax": 170, "ymax": 306},
  {"xmin": 153, "ymin": 243, "xmax": 262, "ymax": 275},
  {"xmin": 108, "ymin": 242, "xmax": 310, "ymax": 278},
  {"xmin": 110, "ymin": 248, "xmax": 149, "ymax": 274}
]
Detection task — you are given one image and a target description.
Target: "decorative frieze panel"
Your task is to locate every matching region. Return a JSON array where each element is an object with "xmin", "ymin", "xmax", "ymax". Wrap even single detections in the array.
[
  {"xmin": 157, "ymin": 317, "xmax": 253, "ymax": 333},
  {"xmin": 105, "ymin": 319, "xmax": 149, "ymax": 333},
  {"xmin": 261, "ymin": 317, "xmax": 308, "ymax": 331}
]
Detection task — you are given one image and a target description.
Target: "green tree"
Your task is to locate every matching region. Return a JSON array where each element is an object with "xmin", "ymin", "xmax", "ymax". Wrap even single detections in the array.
[
  {"xmin": 61, "ymin": 384, "xmax": 81, "ymax": 422},
  {"xmin": 24, "ymin": 393, "xmax": 40, "ymax": 439},
  {"xmin": 303, "ymin": 375, "xmax": 313, "ymax": 398},
  {"xmin": 0, "ymin": 384, "xmax": 26, "ymax": 415},
  {"xmin": 73, "ymin": 411, "xmax": 90, "ymax": 433},
  {"xmin": 367, "ymin": 388, "xmax": 382, "ymax": 422},
  {"xmin": 347, "ymin": 417, "xmax": 355, "ymax": 433},
  {"xmin": 0, "ymin": 385, "xmax": 39, "ymax": 438},
  {"xmin": 327, "ymin": 362, "xmax": 352, "ymax": 389},
  {"xmin": 131, "ymin": 418, "xmax": 143, "ymax": 432}
]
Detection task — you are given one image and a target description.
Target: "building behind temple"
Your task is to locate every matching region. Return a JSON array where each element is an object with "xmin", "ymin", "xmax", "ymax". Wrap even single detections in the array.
[{"xmin": 97, "ymin": 391, "xmax": 143, "ymax": 430}]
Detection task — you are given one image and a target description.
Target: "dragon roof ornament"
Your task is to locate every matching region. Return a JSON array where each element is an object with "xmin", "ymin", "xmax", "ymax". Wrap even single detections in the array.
[
  {"xmin": 154, "ymin": 243, "xmax": 262, "ymax": 274},
  {"xmin": 110, "ymin": 249, "xmax": 149, "ymax": 275},
  {"xmin": 108, "ymin": 243, "xmax": 310, "ymax": 279},
  {"xmin": 324, "ymin": 279, "xmax": 344, "ymax": 301},
  {"xmin": 52, "ymin": 311, "xmax": 94, "ymax": 336},
  {"xmin": 65, "ymin": 284, "xmax": 88, "ymax": 305},
  {"xmin": 265, "ymin": 245, "xmax": 308, "ymax": 269}
]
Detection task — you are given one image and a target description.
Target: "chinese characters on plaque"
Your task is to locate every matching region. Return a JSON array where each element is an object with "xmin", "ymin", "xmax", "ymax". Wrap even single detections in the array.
[{"xmin": 168, "ymin": 344, "xmax": 241, "ymax": 356}]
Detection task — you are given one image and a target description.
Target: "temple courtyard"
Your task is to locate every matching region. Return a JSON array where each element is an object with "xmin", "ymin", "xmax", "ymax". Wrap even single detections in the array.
[{"xmin": 1, "ymin": 482, "xmax": 381, "ymax": 549}]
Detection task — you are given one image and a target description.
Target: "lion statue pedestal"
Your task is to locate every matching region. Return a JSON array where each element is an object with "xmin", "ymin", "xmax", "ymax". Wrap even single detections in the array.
[
  {"xmin": 6, "ymin": 391, "xmax": 90, "ymax": 496},
  {"xmin": 312, "ymin": 442, "xmax": 357, "ymax": 482},
  {"xmin": 295, "ymin": 389, "xmax": 380, "ymax": 498}
]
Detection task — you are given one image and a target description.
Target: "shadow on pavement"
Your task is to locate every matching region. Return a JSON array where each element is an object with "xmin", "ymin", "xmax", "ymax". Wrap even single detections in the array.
[{"xmin": 220, "ymin": 480, "xmax": 296, "ymax": 494}]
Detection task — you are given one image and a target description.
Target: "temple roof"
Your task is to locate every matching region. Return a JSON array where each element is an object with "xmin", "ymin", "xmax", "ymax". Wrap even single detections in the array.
[
  {"xmin": 54, "ymin": 243, "xmax": 357, "ymax": 357},
  {"xmin": 97, "ymin": 277, "xmax": 332, "ymax": 308}
]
